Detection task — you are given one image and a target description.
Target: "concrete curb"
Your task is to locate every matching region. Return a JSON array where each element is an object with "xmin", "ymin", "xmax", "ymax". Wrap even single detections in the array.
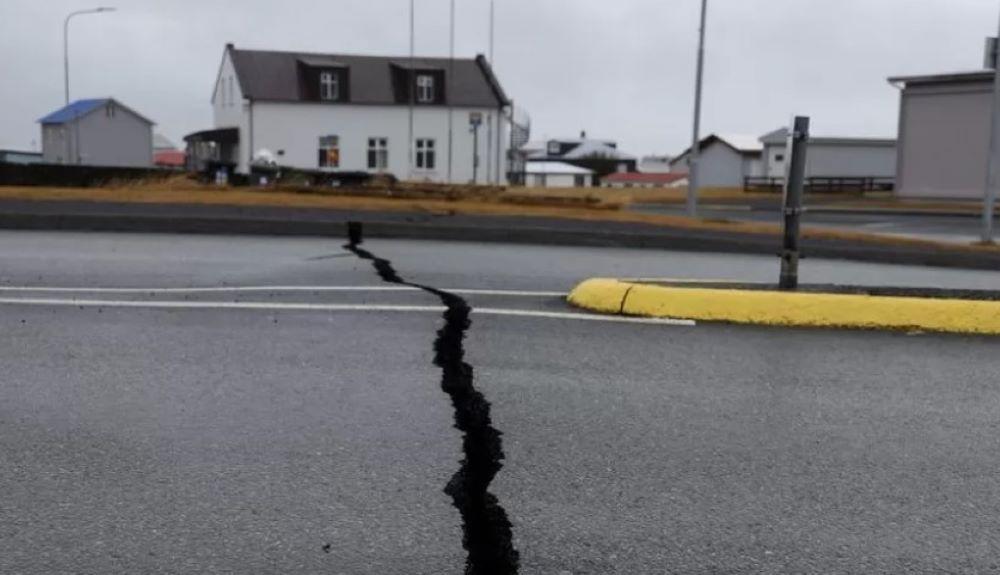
[{"xmin": 568, "ymin": 279, "xmax": 1000, "ymax": 336}]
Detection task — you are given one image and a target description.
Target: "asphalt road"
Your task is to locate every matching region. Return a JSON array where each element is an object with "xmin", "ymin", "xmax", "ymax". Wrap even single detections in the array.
[
  {"xmin": 2, "ymin": 231, "xmax": 1000, "ymax": 573},
  {"xmin": 631, "ymin": 203, "xmax": 986, "ymax": 244}
]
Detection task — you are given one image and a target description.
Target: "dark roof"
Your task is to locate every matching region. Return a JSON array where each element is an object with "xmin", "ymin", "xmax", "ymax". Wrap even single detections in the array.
[
  {"xmin": 887, "ymin": 70, "xmax": 994, "ymax": 86},
  {"xmin": 38, "ymin": 98, "xmax": 154, "ymax": 125},
  {"xmin": 229, "ymin": 47, "xmax": 509, "ymax": 107}
]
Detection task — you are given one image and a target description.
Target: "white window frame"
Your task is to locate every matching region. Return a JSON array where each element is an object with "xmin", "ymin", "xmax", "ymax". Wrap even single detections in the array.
[
  {"xmin": 415, "ymin": 138, "xmax": 436, "ymax": 171},
  {"xmin": 320, "ymin": 71, "xmax": 339, "ymax": 101},
  {"xmin": 416, "ymin": 74, "xmax": 435, "ymax": 103},
  {"xmin": 318, "ymin": 135, "xmax": 340, "ymax": 169},
  {"xmin": 368, "ymin": 137, "xmax": 389, "ymax": 171}
]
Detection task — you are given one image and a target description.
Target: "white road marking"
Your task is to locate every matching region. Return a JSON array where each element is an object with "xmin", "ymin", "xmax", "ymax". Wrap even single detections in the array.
[
  {"xmin": 0, "ymin": 297, "xmax": 694, "ymax": 326},
  {"xmin": 0, "ymin": 286, "xmax": 567, "ymax": 298}
]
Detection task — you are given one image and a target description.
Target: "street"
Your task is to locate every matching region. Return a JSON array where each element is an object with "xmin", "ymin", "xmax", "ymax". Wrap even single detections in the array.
[{"xmin": 2, "ymin": 231, "xmax": 1000, "ymax": 573}]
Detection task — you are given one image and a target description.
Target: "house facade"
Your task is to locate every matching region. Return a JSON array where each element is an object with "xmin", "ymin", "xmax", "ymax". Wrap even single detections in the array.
[
  {"xmin": 670, "ymin": 134, "xmax": 763, "ymax": 188},
  {"xmin": 194, "ymin": 44, "xmax": 510, "ymax": 184},
  {"xmin": 514, "ymin": 135, "xmax": 636, "ymax": 186},
  {"xmin": 759, "ymin": 127, "xmax": 896, "ymax": 180},
  {"xmin": 38, "ymin": 98, "xmax": 153, "ymax": 167},
  {"xmin": 888, "ymin": 70, "xmax": 993, "ymax": 199}
]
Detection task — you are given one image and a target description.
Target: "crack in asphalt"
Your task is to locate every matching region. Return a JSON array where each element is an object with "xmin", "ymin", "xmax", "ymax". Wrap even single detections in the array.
[{"xmin": 344, "ymin": 222, "xmax": 520, "ymax": 574}]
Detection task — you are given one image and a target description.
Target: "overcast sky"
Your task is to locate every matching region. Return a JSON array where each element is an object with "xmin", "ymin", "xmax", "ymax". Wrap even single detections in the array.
[{"xmin": 2, "ymin": 0, "xmax": 999, "ymax": 156}]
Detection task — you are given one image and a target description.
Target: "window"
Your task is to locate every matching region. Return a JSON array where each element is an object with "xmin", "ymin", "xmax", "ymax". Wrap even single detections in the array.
[
  {"xmin": 318, "ymin": 135, "xmax": 340, "ymax": 168},
  {"xmin": 574, "ymin": 175, "xmax": 587, "ymax": 187},
  {"xmin": 105, "ymin": 103, "xmax": 115, "ymax": 118},
  {"xmin": 228, "ymin": 76, "xmax": 235, "ymax": 106},
  {"xmin": 416, "ymin": 139, "xmax": 436, "ymax": 170},
  {"xmin": 775, "ymin": 154, "xmax": 785, "ymax": 162},
  {"xmin": 547, "ymin": 141, "xmax": 561, "ymax": 156},
  {"xmin": 320, "ymin": 72, "xmax": 339, "ymax": 101},
  {"xmin": 416, "ymin": 74, "xmax": 435, "ymax": 103},
  {"xmin": 368, "ymin": 138, "xmax": 389, "ymax": 171}
]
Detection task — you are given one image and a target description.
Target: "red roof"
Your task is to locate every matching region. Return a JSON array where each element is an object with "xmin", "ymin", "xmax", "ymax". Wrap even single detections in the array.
[
  {"xmin": 603, "ymin": 172, "xmax": 688, "ymax": 185},
  {"xmin": 154, "ymin": 150, "xmax": 186, "ymax": 167}
]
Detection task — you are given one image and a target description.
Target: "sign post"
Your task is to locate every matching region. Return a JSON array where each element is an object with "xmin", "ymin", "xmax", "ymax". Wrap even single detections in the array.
[{"xmin": 779, "ymin": 116, "xmax": 810, "ymax": 290}]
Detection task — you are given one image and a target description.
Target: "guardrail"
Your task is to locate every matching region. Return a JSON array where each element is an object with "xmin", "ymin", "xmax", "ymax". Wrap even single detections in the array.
[{"xmin": 744, "ymin": 176, "xmax": 895, "ymax": 193}]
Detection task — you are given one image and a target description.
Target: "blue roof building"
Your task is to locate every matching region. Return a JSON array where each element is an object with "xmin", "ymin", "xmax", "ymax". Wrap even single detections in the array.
[{"xmin": 38, "ymin": 98, "xmax": 154, "ymax": 167}]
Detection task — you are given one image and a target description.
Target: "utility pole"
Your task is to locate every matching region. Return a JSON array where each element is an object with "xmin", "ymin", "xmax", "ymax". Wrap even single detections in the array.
[
  {"xmin": 64, "ymin": 7, "xmax": 116, "ymax": 105},
  {"xmin": 687, "ymin": 0, "xmax": 708, "ymax": 217},
  {"xmin": 447, "ymin": 0, "xmax": 455, "ymax": 184},
  {"xmin": 983, "ymin": 11, "xmax": 1000, "ymax": 243},
  {"xmin": 408, "ymin": 0, "xmax": 415, "ymax": 180},
  {"xmin": 779, "ymin": 116, "xmax": 810, "ymax": 290}
]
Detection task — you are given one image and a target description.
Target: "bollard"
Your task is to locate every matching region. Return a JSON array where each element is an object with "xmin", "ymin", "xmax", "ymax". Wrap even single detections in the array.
[{"xmin": 779, "ymin": 116, "xmax": 810, "ymax": 290}]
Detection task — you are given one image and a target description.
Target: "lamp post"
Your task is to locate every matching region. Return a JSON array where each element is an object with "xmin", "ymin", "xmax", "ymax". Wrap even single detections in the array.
[
  {"xmin": 64, "ymin": 7, "xmax": 116, "ymax": 105},
  {"xmin": 687, "ymin": 0, "xmax": 708, "ymax": 217}
]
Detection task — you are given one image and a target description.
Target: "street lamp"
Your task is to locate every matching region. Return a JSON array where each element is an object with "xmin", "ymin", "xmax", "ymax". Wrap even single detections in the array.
[
  {"xmin": 687, "ymin": 0, "xmax": 708, "ymax": 217},
  {"xmin": 984, "ymin": 8, "xmax": 1000, "ymax": 243},
  {"xmin": 64, "ymin": 7, "xmax": 116, "ymax": 105}
]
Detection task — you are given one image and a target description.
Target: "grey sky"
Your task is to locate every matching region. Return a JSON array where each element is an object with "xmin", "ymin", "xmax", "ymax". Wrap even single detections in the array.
[{"xmin": 1, "ymin": 0, "xmax": 998, "ymax": 156}]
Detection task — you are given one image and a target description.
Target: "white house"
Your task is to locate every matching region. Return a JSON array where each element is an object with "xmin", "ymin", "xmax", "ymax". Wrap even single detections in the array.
[
  {"xmin": 188, "ymin": 44, "xmax": 510, "ymax": 184},
  {"xmin": 670, "ymin": 134, "xmax": 763, "ymax": 188},
  {"xmin": 38, "ymin": 98, "xmax": 154, "ymax": 167},
  {"xmin": 524, "ymin": 160, "xmax": 594, "ymax": 188},
  {"xmin": 758, "ymin": 127, "xmax": 896, "ymax": 181}
]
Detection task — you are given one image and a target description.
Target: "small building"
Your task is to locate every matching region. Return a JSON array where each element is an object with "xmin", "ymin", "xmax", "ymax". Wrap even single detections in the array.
[
  {"xmin": 638, "ymin": 155, "xmax": 672, "ymax": 174},
  {"xmin": 152, "ymin": 133, "xmax": 185, "ymax": 168},
  {"xmin": 0, "ymin": 149, "xmax": 43, "ymax": 165},
  {"xmin": 670, "ymin": 134, "xmax": 763, "ymax": 188},
  {"xmin": 758, "ymin": 127, "xmax": 896, "ymax": 182},
  {"xmin": 187, "ymin": 44, "xmax": 510, "ymax": 184},
  {"xmin": 524, "ymin": 160, "xmax": 594, "ymax": 188},
  {"xmin": 602, "ymin": 172, "xmax": 688, "ymax": 189},
  {"xmin": 38, "ymin": 98, "xmax": 154, "ymax": 167},
  {"xmin": 888, "ymin": 70, "xmax": 994, "ymax": 199},
  {"xmin": 523, "ymin": 135, "xmax": 636, "ymax": 174}
]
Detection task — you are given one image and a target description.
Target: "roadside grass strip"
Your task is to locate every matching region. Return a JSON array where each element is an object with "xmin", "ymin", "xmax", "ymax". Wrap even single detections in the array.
[{"xmin": 568, "ymin": 278, "xmax": 1000, "ymax": 336}]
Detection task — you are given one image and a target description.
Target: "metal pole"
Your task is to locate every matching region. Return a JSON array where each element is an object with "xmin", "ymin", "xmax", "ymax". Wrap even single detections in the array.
[
  {"xmin": 473, "ymin": 123, "xmax": 480, "ymax": 184},
  {"xmin": 489, "ymin": 0, "xmax": 495, "ymax": 65},
  {"xmin": 779, "ymin": 116, "xmax": 810, "ymax": 290},
  {"xmin": 408, "ymin": 0, "xmax": 415, "ymax": 180},
  {"xmin": 687, "ymin": 0, "xmax": 708, "ymax": 217},
  {"xmin": 447, "ymin": 0, "xmax": 455, "ymax": 184},
  {"xmin": 63, "ymin": 8, "xmax": 116, "ymax": 106},
  {"xmin": 983, "ymin": 10, "xmax": 1000, "ymax": 243}
]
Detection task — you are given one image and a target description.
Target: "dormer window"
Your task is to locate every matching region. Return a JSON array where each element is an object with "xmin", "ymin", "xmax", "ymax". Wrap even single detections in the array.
[
  {"xmin": 320, "ymin": 71, "xmax": 339, "ymax": 101},
  {"xmin": 416, "ymin": 74, "xmax": 435, "ymax": 103}
]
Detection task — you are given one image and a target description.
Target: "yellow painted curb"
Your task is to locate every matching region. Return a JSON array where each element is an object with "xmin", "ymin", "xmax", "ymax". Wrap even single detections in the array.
[{"xmin": 568, "ymin": 279, "xmax": 1000, "ymax": 335}]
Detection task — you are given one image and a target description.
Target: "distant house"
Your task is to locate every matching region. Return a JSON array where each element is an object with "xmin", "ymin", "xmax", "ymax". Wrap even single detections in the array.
[
  {"xmin": 758, "ymin": 127, "xmax": 896, "ymax": 182},
  {"xmin": 38, "ymin": 98, "xmax": 154, "ymax": 167},
  {"xmin": 186, "ymin": 43, "xmax": 510, "ymax": 183},
  {"xmin": 888, "ymin": 69, "xmax": 995, "ymax": 199},
  {"xmin": 638, "ymin": 155, "xmax": 672, "ymax": 174},
  {"xmin": 517, "ymin": 134, "xmax": 637, "ymax": 185},
  {"xmin": 602, "ymin": 172, "xmax": 688, "ymax": 189},
  {"xmin": 524, "ymin": 160, "xmax": 594, "ymax": 188},
  {"xmin": 670, "ymin": 134, "xmax": 763, "ymax": 188},
  {"xmin": 152, "ymin": 133, "xmax": 185, "ymax": 168},
  {"xmin": 0, "ymin": 149, "xmax": 43, "ymax": 165}
]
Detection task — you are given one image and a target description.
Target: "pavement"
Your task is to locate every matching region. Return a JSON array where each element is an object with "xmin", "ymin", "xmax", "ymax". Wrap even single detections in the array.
[
  {"xmin": 2, "ymin": 231, "xmax": 1000, "ymax": 573},
  {"xmin": 631, "ymin": 202, "xmax": 987, "ymax": 244}
]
